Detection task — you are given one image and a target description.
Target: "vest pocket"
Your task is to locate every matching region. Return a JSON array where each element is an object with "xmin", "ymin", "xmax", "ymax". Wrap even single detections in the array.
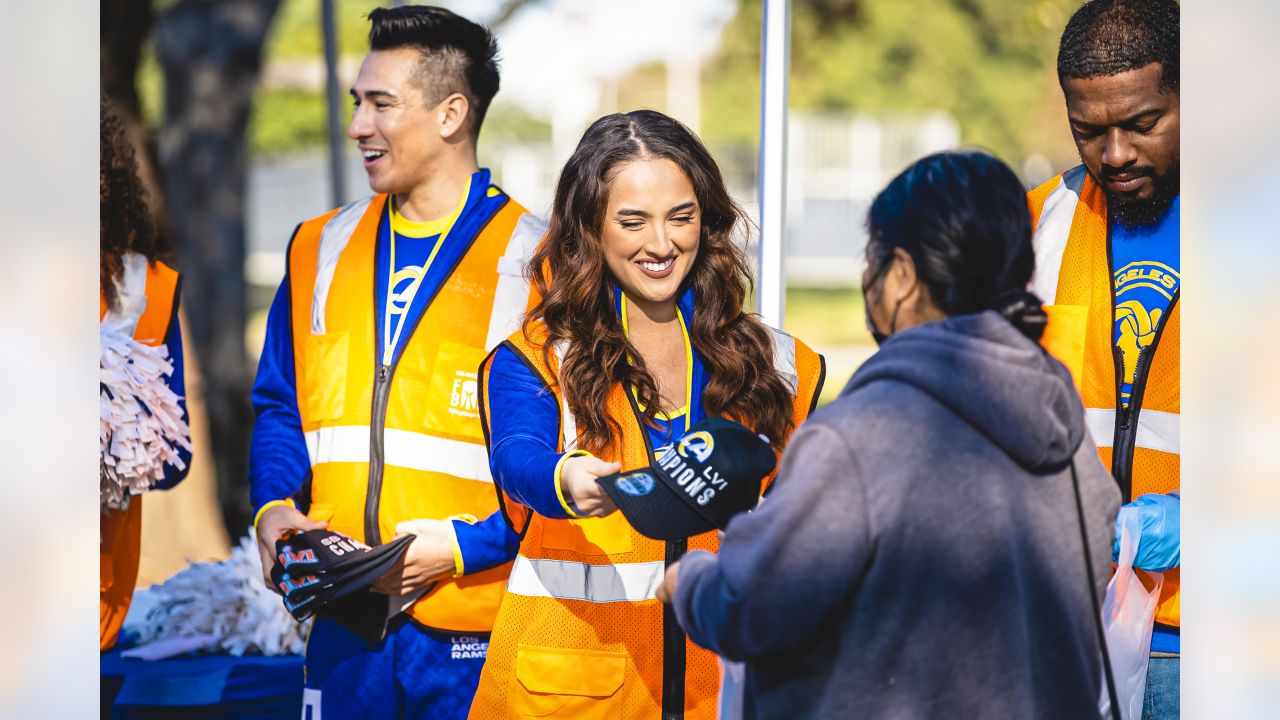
[
  {"xmin": 303, "ymin": 332, "xmax": 348, "ymax": 421},
  {"xmin": 540, "ymin": 513, "xmax": 634, "ymax": 556},
  {"xmin": 510, "ymin": 644, "xmax": 626, "ymax": 718},
  {"xmin": 1041, "ymin": 304, "xmax": 1088, "ymax": 388},
  {"xmin": 421, "ymin": 341, "xmax": 487, "ymax": 441},
  {"xmin": 307, "ymin": 503, "xmax": 337, "ymax": 525}
]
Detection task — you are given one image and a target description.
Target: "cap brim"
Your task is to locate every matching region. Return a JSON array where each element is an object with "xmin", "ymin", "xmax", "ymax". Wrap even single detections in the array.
[
  {"xmin": 275, "ymin": 533, "xmax": 414, "ymax": 620},
  {"xmin": 275, "ymin": 530, "xmax": 378, "ymax": 576},
  {"xmin": 597, "ymin": 469, "xmax": 717, "ymax": 542},
  {"xmin": 285, "ymin": 551, "xmax": 401, "ymax": 622},
  {"xmin": 323, "ymin": 534, "xmax": 415, "ymax": 602}
]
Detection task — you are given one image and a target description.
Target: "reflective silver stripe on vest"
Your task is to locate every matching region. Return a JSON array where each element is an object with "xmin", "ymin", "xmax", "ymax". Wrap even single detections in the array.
[
  {"xmin": 506, "ymin": 555, "xmax": 666, "ymax": 603},
  {"xmin": 312, "ymin": 196, "xmax": 374, "ymax": 335},
  {"xmin": 1085, "ymin": 407, "xmax": 1180, "ymax": 455},
  {"xmin": 305, "ymin": 425, "xmax": 493, "ymax": 482},
  {"xmin": 768, "ymin": 327, "xmax": 799, "ymax": 394},
  {"xmin": 101, "ymin": 251, "xmax": 151, "ymax": 337},
  {"xmin": 1029, "ymin": 165, "xmax": 1088, "ymax": 304},
  {"xmin": 484, "ymin": 212, "xmax": 547, "ymax": 351}
]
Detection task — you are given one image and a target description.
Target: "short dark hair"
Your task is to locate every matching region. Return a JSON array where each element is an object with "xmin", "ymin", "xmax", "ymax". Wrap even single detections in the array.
[
  {"xmin": 866, "ymin": 151, "xmax": 1046, "ymax": 341},
  {"xmin": 368, "ymin": 5, "xmax": 500, "ymax": 137},
  {"xmin": 1058, "ymin": 0, "xmax": 1179, "ymax": 94}
]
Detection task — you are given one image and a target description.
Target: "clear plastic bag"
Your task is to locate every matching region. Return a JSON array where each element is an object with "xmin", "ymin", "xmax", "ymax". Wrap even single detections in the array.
[{"xmin": 1099, "ymin": 506, "xmax": 1164, "ymax": 720}]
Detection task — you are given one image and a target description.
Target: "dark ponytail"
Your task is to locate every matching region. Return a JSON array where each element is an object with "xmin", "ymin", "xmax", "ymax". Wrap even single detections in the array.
[
  {"xmin": 990, "ymin": 290, "xmax": 1048, "ymax": 341},
  {"xmin": 865, "ymin": 150, "xmax": 1047, "ymax": 341}
]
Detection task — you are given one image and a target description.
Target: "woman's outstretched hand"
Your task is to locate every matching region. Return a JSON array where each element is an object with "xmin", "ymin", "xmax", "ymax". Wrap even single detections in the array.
[{"xmin": 559, "ymin": 455, "xmax": 622, "ymax": 517}]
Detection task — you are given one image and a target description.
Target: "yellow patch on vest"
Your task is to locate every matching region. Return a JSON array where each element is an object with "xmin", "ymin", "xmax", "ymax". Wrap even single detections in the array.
[
  {"xmin": 422, "ymin": 340, "xmax": 488, "ymax": 441},
  {"xmin": 304, "ymin": 332, "xmax": 349, "ymax": 421}
]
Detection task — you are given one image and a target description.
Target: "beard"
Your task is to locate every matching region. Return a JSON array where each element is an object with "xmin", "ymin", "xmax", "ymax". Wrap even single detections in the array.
[{"xmin": 1095, "ymin": 161, "xmax": 1180, "ymax": 229}]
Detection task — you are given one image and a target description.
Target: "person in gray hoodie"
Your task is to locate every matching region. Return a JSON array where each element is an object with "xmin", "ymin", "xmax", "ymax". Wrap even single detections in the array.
[{"xmin": 657, "ymin": 151, "xmax": 1122, "ymax": 719}]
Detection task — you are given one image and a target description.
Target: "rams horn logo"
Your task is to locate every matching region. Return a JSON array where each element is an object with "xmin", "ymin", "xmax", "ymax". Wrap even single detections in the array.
[{"xmin": 677, "ymin": 431, "xmax": 714, "ymax": 463}]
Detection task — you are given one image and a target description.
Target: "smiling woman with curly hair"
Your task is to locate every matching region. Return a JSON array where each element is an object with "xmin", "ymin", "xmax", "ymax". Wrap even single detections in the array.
[{"xmin": 468, "ymin": 110, "xmax": 826, "ymax": 720}]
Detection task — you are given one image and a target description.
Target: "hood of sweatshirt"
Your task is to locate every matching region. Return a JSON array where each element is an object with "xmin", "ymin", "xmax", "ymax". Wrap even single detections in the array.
[{"xmin": 843, "ymin": 311, "xmax": 1086, "ymax": 471}]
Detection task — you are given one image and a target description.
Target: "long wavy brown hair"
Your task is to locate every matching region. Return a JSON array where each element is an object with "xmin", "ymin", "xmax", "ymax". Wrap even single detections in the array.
[
  {"xmin": 101, "ymin": 93, "xmax": 162, "ymax": 310},
  {"xmin": 523, "ymin": 110, "xmax": 795, "ymax": 455}
]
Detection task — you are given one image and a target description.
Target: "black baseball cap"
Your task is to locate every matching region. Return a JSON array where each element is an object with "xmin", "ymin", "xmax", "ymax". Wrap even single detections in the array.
[
  {"xmin": 271, "ymin": 531, "xmax": 414, "ymax": 621},
  {"xmin": 597, "ymin": 418, "xmax": 777, "ymax": 541},
  {"xmin": 274, "ymin": 529, "xmax": 401, "ymax": 575}
]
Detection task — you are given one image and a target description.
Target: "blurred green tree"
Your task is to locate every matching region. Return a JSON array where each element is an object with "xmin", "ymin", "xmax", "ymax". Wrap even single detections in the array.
[
  {"xmin": 154, "ymin": 0, "xmax": 284, "ymax": 535},
  {"xmin": 103, "ymin": 0, "xmax": 284, "ymax": 536},
  {"xmin": 703, "ymin": 0, "xmax": 1080, "ymax": 173},
  {"xmin": 246, "ymin": 0, "xmax": 545, "ymax": 158}
]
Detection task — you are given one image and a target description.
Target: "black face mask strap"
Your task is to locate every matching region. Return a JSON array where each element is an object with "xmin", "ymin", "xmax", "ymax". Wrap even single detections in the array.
[
  {"xmin": 864, "ymin": 264, "xmax": 888, "ymax": 345},
  {"xmin": 1069, "ymin": 456, "xmax": 1122, "ymax": 718},
  {"xmin": 864, "ymin": 260, "xmax": 908, "ymax": 347},
  {"xmin": 886, "ymin": 295, "xmax": 906, "ymax": 335}
]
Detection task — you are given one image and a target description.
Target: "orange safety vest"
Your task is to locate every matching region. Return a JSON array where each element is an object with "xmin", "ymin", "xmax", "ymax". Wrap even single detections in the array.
[
  {"xmin": 287, "ymin": 190, "xmax": 544, "ymax": 632},
  {"xmin": 1030, "ymin": 165, "xmax": 1180, "ymax": 627},
  {"xmin": 469, "ymin": 321, "xmax": 825, "ymax": 720},
  {"xmin": 100, "ymin": 252, "xmax": 182, "ymax": 651}
]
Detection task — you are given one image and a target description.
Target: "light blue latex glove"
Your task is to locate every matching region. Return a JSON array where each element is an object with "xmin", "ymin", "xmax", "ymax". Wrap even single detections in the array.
[{"xmin": 1112, "ymin": 492, "xmax": 1180, "ymax": 572}]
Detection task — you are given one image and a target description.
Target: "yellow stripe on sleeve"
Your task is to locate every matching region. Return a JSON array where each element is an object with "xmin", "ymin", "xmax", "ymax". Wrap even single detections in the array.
[
  {"xmin": 253, "ymin": 499, "xmax": 297, "ymax": 532},
  {"xmin": 445, "ymin": 514, "xmax": 477, "ymax": 577},
  {"xmin": 554, "ymin": 450, "xmax": 593, "ymax": 518}
]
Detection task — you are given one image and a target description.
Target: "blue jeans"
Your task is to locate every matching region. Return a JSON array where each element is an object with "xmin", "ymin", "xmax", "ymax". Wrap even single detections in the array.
[
  {"xmin": 303, "ymin": 616, "xmax": 489, "ymax": 720},
  {"xmin": 1142, "ymin": 656, "xmax": 1179, "ymax": 719}
]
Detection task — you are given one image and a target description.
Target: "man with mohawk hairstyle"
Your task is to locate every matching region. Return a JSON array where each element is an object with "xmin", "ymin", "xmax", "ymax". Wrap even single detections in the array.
[{"xmin": 248, "ymin": 6, "xmax": 543, "ymax": 718}]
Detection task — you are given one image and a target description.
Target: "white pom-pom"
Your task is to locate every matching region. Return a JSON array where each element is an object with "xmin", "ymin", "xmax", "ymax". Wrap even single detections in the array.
[
  {"xmin": 100, "ymin": 326, "xmax": 192, "ymax": 509},
  {"xmin": 123, "ymin": 534, "xmax": 311, "ymax": 657}
]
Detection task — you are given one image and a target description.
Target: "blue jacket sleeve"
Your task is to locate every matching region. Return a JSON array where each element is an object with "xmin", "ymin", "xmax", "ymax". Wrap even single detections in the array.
[
  {"xmin": 248, "ymin": 282, "xmax": 312, "ymax": 515},
  {"xmin": 672, "ymin": 422, "xmax": 872, "ymax": 660},
  {"xmin": 154, "ymin": 314, "xmax": 191, "ymax": 490},
  {"xmin": 452, "ymin": 511, "xmax": 521, "ymax": 574},
  {"xmin": 484, "ymin": 345, "xmax": 575, "ymax": 520}
]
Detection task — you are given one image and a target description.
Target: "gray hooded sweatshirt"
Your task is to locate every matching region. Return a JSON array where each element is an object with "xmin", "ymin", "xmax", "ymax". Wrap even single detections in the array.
[{"xmin": 673, "ymin": 311, "xmax": 1121, "ymax": 719}]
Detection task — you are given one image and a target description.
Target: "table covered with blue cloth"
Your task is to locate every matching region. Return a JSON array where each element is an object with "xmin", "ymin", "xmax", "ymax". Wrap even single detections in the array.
[{"xmin": 101, "ymin": 649, "xmax": 303, "ymax": 719}]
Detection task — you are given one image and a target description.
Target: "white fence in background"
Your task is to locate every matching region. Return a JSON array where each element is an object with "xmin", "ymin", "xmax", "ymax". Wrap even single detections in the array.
[
  {"xmin": 245, "ymin": 111, "xmax": 958, "ymax": 290},
  {"xmin": 781, "ymin": 111, "xmax": 959, "ymax": 285}
]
